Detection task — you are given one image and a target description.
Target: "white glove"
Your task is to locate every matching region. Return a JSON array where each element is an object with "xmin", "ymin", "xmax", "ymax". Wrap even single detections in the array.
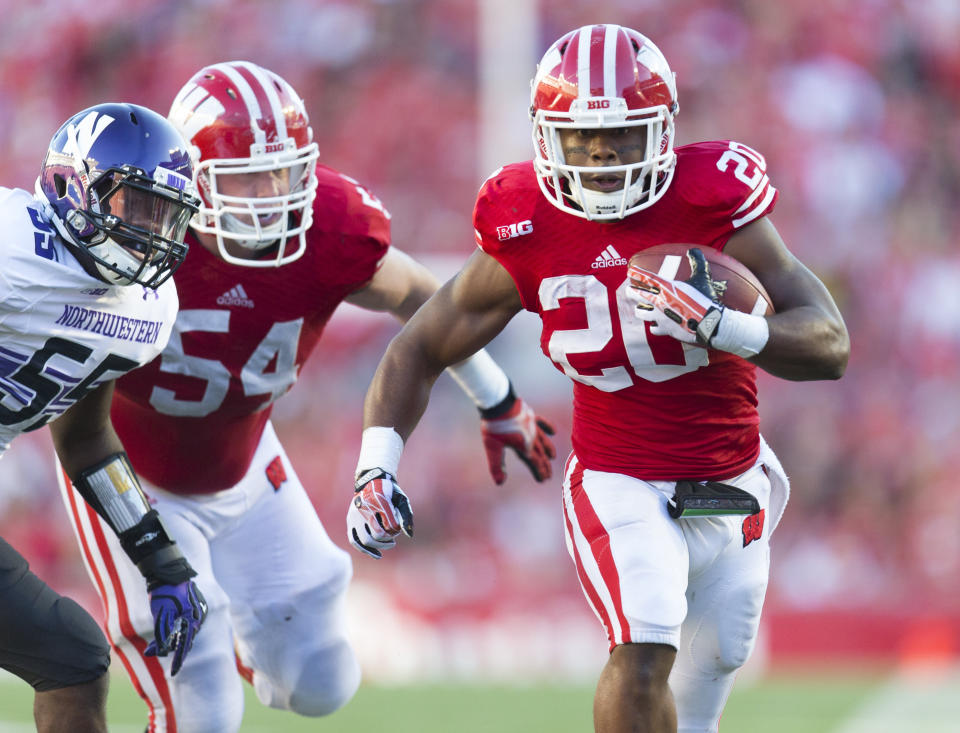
[{"xmin": 347, "ymin": 468, "xmax": 413, "ymax": 559}]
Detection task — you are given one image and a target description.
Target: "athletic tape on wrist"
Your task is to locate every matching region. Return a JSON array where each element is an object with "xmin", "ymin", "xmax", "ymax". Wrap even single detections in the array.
[
  {"xmin": 446, "ymin": 349, "xmax": 510, "ymax": 410},
  {"xmin": 356, "ymin": 426, "xmax": 404, "ymax": 478},
  {"xmin": 711, "ymin": 309, "xmax": 769, "ymax": 358}
]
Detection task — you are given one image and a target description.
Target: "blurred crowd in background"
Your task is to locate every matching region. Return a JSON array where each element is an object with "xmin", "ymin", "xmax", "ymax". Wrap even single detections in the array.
[{"xmin": 2, "ymin": 0, "xmax": 960, "ymax": 679}]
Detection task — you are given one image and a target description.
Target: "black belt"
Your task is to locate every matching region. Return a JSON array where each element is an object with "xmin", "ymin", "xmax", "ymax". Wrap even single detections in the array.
[{"xmin": 667, "ymin": 480, "xmax": 760, "ymax": 519}]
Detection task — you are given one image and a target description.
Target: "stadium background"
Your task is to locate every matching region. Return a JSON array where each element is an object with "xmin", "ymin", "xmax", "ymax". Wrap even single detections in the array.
[{"xmin": 2, "ymin": 0, "xmax": 959, "ymax": 728}]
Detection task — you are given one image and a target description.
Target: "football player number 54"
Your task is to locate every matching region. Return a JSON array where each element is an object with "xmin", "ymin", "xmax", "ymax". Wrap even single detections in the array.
[{"xmin": 148, "ymin": 311, "xmax": 303, "ymax": 417}]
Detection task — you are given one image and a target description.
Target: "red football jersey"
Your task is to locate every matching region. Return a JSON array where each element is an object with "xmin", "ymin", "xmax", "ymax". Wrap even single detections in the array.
[
  {"xmin": 112, "ymin": 164, "xmax": 391, "ymax": 493},
  {"xmin": 476, "ymin": 141, "xmax": 778, "ymax": 480}
]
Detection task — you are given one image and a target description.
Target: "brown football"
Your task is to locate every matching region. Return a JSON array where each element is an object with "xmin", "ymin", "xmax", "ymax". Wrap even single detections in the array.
[{"xmin": 628, "ymin": 243, "xmax": 774, "ymax": 315}]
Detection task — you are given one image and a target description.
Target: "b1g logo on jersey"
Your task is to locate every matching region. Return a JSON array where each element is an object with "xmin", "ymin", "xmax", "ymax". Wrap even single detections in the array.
[{"xmin": 497, "ymin": 220, "xmax": 534, "ymax": 241}]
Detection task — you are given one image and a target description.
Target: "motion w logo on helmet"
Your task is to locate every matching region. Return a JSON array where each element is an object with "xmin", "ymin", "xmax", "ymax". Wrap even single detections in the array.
[
  {"xmin": 64, "ymin": 112, "xmax": 114, "ymax": 161},
  {"xmin": 255, "ymin": 116, "xmax": 279, "ymax": 142}
]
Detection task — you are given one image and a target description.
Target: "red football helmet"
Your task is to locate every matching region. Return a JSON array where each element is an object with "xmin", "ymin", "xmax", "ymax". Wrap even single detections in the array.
[
  {"xmin": 168, "ymin": 61, "xmax": 319, "ymax": 266},
  {"xmin": 530, "ymin": 24, "xmax": 679, "ymax": 220}
]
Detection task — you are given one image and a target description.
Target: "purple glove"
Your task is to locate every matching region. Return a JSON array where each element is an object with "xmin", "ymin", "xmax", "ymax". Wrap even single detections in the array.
[{"xmin": 144, "ymin": 580, "xmax": 207, "ymax": 676}]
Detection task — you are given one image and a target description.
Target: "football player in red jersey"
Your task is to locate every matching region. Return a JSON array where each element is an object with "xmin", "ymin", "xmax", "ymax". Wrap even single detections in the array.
[
  {"xmin": 56, "ymin": 62, "xmax": 555, "ymax": 733},
  {"xmin": 349, "ymin": 24, "xmax": 849, "ymax": 733}
]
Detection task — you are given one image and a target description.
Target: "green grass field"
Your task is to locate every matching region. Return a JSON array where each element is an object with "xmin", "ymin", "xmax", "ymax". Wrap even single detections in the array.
[{"xmin": 0, "ymin": 666, "xmax": 918, "ymax": 732}]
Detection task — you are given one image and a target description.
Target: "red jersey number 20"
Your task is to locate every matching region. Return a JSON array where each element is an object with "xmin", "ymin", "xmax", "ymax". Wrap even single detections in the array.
[{"xmin": 539, "ymin": 263, "xmax": 708, "ymax": 392}]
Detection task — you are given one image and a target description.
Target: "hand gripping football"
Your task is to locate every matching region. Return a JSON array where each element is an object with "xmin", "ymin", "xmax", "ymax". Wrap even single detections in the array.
[{"xmin": 627, "ymin": 243, "xmax": 774, "ymax": 316}]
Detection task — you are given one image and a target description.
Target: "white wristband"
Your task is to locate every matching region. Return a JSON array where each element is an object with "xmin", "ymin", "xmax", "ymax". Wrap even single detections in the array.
[
  {"xmin": 446, "ymin": 349, "xmax": 510, "ymax": 410},
  {"xmin": 356, "ymin": 426, "xmax": 404, "ymax": 478},
  {"xmin": 711, "ymin": 309, "xmax": 769, "ymax": 358}
]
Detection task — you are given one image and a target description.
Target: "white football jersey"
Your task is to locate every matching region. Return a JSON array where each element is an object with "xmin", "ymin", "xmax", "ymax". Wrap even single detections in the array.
[{"xmin": 0, "ymin": 187, "xmax": 178, "ymax": 454}]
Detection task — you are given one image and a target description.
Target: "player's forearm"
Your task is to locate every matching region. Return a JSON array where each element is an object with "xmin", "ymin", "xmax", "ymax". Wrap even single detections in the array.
[
  {"xmin": 49, "ymin": 385, "xmax": 124, "ymax": 477},
  {"xmin": 52, "ymin": 428, "xmax": 125, "ymax": 478},
  {"xmin": 362, "ymin": 337, "xmax": 444, "ymax": 442},
  {"xmin": 749, "ymin": 306, "xmax": 849, "ymax": 380}
]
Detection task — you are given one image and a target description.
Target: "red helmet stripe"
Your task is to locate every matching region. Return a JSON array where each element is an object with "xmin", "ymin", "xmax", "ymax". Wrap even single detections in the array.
[
  {"xmin": 207, "ymin": 63, "xmax": 267, "ymax": 145},
  {"xmin": 208, "ymin": 62, "xmax": 283, "ymax": 145},
  {"xmin": 234, "ymin": 61, "xmax": 289, "ymax": 141}
]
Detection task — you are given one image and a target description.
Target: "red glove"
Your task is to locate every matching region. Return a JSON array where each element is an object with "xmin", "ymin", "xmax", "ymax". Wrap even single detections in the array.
[{"xmin": 480, "ymin": 390, "xmax": 556, "ymax": 485}]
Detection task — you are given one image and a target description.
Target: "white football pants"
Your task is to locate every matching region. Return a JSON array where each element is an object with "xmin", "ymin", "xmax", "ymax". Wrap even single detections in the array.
[
  {"xmin": 562, "ymin": 437, "xmax": 789, "ymax": 733},
  {"xmin": 58, "ymin": 421, "xmax": 358, "ymax": 733}
]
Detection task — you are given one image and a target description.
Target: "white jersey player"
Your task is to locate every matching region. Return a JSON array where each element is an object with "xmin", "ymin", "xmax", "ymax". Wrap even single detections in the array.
[
  {"xmin": 0, "ymin": 185, "xmax": 176, "ymax": 451},
  {"xmin": 0, "ymin": 103, "xmax": 207, "ymax": 733}
]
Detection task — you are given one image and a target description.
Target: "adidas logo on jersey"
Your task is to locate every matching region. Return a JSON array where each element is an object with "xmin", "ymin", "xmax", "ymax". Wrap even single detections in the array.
[
  {"xmin": 217, "ymin": 284, "xmax": 255, "ymax": 308},
  {"xmin": 592, "ymin": 245, "xmax": 627, "ymax": 269}
]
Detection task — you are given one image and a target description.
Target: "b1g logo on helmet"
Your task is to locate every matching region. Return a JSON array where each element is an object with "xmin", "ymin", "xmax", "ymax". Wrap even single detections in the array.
[
  {"xmin": 252, "ymin": 139, "xmax": 295, "ymax": 156},
  {"xmin": 497, "ymin": 220, "xmax": 534, "ymax": 241},
  {"xmin": 586, "ymin": 99, "xmax": 611, "ymax": 110}
]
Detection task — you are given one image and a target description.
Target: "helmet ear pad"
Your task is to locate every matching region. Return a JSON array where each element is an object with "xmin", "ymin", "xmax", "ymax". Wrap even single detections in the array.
[
  {"xmin": 36, "ymin": 103, "xmax": 199, "ymax": 287},
  {"xmin": 529, "ymin": 24, "xmax": 679, "ymax": 221}
]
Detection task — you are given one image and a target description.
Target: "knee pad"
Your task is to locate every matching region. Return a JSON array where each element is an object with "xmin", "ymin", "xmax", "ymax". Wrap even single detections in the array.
[
  {"xmin": 0, "ymin": 540, "xmax": 109, "ymax": 691},
  {"xmin": 242, "ymin": 583, "xmax": 360, "ymax": 716},
  {"xmin": 685, "ymin": 577, "xmax": 765, "ymax": 675},
  {"xmin": 715, "ymin": 578, "xmax": 765, "ymax": 672}
]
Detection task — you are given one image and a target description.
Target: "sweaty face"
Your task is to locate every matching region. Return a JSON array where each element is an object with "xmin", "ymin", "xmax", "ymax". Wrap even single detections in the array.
[{"xmin": 557, "ymin": 126, "xmax": 649, "ymax": 192}]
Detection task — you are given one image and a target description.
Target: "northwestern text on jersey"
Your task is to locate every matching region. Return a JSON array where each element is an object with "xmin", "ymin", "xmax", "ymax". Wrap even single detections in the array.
[{"xmin": 54, "ymin": 305, "xmax": 164, "ymax": 344}]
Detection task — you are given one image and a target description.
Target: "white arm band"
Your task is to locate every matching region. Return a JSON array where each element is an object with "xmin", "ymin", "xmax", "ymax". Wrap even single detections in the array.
[
  {"xmin": 711, "ymin": 309, "xmax": 770, "ymax": 359},
  {"xmin": 356, "ymin": 426, "xmax": 405, "ymax": 478},
  {"xmin": 446, "ymin": 349, "xmax": 510, "ymax": 410}
]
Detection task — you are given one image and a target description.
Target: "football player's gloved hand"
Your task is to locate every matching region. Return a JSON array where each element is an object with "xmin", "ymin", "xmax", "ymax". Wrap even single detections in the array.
[
  {"xmin": 628, "ymin": 247, "xmax": 724, "ymax": 347},
  {"xmin": 114, "ymin": 507, "xmax": 207, "ymax": 677},
  {"xmin": 144, "ymin": 580, "xmax": 207, "ymax": 676},
  {"xmin": 348, "ymin": 468, "xmax": 414, "ymax": 559},
  {"xmin": 480, "ymin": 388, "xmax": 556, "ymax": 485}
]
